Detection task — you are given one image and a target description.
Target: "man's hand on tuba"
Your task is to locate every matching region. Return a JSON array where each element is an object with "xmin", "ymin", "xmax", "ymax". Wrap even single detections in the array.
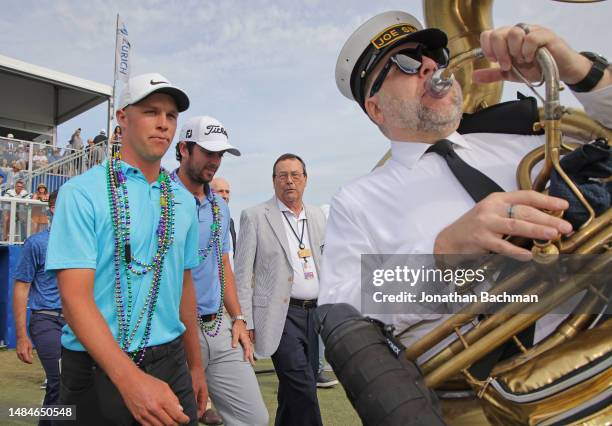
[
  {"xmin": 474, "ymin": 24, "xmax": 609, "ymax": 90},
  {"xmin": 433, "ymin": 190, "xmax": 573, "ymax": 260}
]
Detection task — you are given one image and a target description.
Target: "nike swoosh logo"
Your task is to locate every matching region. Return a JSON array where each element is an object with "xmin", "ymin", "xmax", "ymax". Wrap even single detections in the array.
[{"xmin": 150, "ymin": 80, "xmax": 168, "ymax": 85}]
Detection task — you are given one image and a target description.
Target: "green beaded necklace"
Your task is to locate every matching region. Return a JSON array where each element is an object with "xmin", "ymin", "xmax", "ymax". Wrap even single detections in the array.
[
  {"xmin": 107, "ymin": 152, "xmax": 176, "ymax": 365},
  {"xmin": 169, "ymin": 170, "xmax": 225, "ymax": 337}
]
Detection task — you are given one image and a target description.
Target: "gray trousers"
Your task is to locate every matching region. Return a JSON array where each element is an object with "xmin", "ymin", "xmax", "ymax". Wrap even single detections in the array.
[{"xmin": 199, "ymin": 316, "xmax": 269, "ymax": 426}]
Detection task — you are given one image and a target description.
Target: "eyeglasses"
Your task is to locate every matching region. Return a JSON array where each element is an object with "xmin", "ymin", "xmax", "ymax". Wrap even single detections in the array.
[
  {"xmin": 275, "ymin": 172, "xmax": 305, "ymax": 182},
  {"xmin": 369, "ymin": 45, "xmax": 449, "ymax": 98}
]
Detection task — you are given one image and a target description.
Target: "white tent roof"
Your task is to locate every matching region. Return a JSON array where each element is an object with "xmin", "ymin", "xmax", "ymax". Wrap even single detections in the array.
[{"xmin": 0, "ymin": 54, "xmax": 112, "ymax": 126}]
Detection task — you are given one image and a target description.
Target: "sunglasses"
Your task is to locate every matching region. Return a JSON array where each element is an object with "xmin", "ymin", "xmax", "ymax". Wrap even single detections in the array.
[{"xmin": 369, "ymin": 45, "xmax": 450, "ymax": 98}]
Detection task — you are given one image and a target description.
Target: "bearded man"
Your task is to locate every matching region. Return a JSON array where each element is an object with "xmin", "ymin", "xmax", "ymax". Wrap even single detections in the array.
[{"xmin": 319, "ymin": 11, "xmax": 611, "ymax": 350}]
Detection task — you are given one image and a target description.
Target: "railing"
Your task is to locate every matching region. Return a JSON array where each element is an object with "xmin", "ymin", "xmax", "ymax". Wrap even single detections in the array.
[
  {"xmin": 0, "ymin": 197, "xmax": 49, "ymax": 245},
  {"xmin": 26, "ymin": 140, "xmax": 108, "ymax": 194},
  {"xmin": 0, "ymin": 136, "xmax": 108, "ymax": 195},
  {"xmin": 0, "ymin": 135, "xmax": 76, "ymax": 173}
]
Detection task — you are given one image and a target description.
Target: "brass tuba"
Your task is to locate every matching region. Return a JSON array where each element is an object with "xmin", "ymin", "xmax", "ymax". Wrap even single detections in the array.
[{"xmin": 408, "ymin": 1, "xmax": 612, "ymax": 424}]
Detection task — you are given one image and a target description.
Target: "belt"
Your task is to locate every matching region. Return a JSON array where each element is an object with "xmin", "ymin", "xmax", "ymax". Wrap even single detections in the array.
[
  {"xmin": 32, "ymin": 309, "xmax": 63, "ymax": 317},
  {"xmin": 200, "ymin": 313, "xmax": 218, "ymax": 323},
  {"xmin": 64, "ymin": 337, "xmax": 182, "ymax": 370},
  {"xmin": 134, "ymin": 337, "xmax": 182, "ymax": 364},
  {"xmin": 289, "ymin": 298, "xmax": 317, "ymax": 309}
]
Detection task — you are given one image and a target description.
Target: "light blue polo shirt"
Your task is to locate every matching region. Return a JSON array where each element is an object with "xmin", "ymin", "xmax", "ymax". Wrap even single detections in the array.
[
  {"xmin": 46, "ymin": 160, "xmax": 199, "ymax": 352},
  {"xmin": 171, "ymin": 169, "xmax": 230, "ymax": 316}
]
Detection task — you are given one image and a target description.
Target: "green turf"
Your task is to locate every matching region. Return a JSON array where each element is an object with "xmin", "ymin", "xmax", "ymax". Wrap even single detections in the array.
[{"xmin": 0, "ymin": 349, "xmax": 360, "ymax": 425}]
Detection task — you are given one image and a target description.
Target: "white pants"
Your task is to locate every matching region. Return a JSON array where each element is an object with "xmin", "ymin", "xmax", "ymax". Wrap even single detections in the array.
[{"xmin": 199, "ymin": 316, "xmax": 269, "ymax": 426}]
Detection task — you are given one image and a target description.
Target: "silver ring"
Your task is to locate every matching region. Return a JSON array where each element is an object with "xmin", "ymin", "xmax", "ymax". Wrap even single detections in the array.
[
  {"xmin": 507, "ymin": 204, "xmax": 516, "ymax": 219},
  {"xmin": 515, "ymin": 22, "xmax": 530, "ymax": 35}
]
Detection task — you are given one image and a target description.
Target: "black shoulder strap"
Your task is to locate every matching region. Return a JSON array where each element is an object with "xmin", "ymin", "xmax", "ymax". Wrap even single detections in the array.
[{"xmin": 457, "ymin": 93, "xmax": 543, "ymax": 136}]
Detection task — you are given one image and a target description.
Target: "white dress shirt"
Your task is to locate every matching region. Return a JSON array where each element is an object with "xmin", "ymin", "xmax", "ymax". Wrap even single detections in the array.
[
  {"xmin": 319, "ymin": 86, "xmax": 612, "ymax": 350},
  {"xmin": 228, "ymin": 231, "xmax": 235, "ymax": 271},
  {"xmin": 277, "ymin": 198, "xmax": 320, "ymax": 300}
]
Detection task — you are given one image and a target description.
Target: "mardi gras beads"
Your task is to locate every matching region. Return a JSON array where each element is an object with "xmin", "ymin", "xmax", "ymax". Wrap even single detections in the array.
[
  {"xmin": 107, "ymin": 152, "xmax": 175, "ymax": 364},
  {"xmin": 169, "ymin": 170, "xmax": 226, "ymax": 337}
]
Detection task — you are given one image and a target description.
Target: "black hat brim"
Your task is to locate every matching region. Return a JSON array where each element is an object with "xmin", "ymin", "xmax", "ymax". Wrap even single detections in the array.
[{"xmin": 351, "ymin": 28, "xmax": 448, "ymax": 110}]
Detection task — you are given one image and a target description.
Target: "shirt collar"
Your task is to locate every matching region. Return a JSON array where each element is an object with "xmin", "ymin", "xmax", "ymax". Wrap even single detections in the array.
[
  {"xmin": 114, "ymin": 159, "xmax": 161, "ymax": 188},
  {"xmin": 276, "ymin": 197, "xmax": 306, "ymax": 220},
  {"xmin": 390, "ymin": 131, "xmax": 471, "ymax": 170}
]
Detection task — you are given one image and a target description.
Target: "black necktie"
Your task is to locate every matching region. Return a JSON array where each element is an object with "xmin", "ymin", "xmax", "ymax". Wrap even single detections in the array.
[
  {"xmin": 427, "ymin": 140, "xmax": 535, "ymax": 378},
  {"xmin": 427, "ymin": 139, "xmax": 504, "ymax": 202}
]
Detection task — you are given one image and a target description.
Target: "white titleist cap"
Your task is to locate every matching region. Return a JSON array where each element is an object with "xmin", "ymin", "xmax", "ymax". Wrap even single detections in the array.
[
  {"xmin": 335, "ymin": 11, "xmax": 447, "ymax": 109},
  {"xmin": 179, "ymin": 116, "xmax": 241, "ymax": 156},
  {"xmin": 118, "ymin": 73, "xmax": 190, "ymax": 112}
]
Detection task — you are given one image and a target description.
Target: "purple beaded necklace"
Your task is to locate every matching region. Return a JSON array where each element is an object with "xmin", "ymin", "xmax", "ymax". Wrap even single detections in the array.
[
  {"xmin": 170, "ymin": 169, "xmax": 226, "ymax": 337},
  {"xmin": 107, "ymin": 152, "xmax": 176, "ymax": 365}
]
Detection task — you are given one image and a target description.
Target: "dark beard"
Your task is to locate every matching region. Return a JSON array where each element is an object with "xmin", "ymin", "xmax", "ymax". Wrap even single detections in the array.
[{"xmin": 186, "ymin": 163, "xmax": 214, "ymax": 185}]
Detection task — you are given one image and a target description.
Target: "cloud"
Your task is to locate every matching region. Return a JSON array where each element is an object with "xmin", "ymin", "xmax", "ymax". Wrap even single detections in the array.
[{"xmin": 1, "ymin": 0, "xmax": 610, "ymax": 223}]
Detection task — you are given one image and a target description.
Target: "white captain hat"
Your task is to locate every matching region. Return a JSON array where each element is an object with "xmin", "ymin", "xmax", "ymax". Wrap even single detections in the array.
[{"xmin": 335, "ymin": 11, "xmax": 447, "ymax": 110}]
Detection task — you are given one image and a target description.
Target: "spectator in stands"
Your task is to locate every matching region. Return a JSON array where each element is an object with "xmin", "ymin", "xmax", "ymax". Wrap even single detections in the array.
[
  {"xmin": 13, "ymin": 191, "xmax": 63, "ymax": 425},
  {"xmin": 45, "ymin": 147, "xmax": 53, "ymax": 163},
  {"xmin": 17, "ymin": 146, "xmax": 28, "ymax": 164},
  {"xmin": 84, "ymin": 130, "xmax": 108, "ymax": 173},
  {"xmin": 93, "ymin": 129, "xmax": 107, "ymax": 144},
  {"xmin": 111, "ymin": 125, "xmax": 122, "ymax": 156},
  {"xmin": 3, "ymin": 147, "xmax": 17, "ymax": 164},
  {"xmin": 47, "ymin": 148, "xmax": 62, "ymax": 174},
  {"xmin": 85, "ymin": 139, "xmax": 94, "ymax": 163},
  {"xmin": 7, "ymin": 162, "xmax": 26, "ymax": 188},
  {"xmin": 0, "ymin": 143, "xmax": 6, "ymax": 160},
  {"xmin": 69, "ymin": 128, "xmax": 83, "ymax": 151},
  {"xmin": 5, "ymin": 133, "xmax": 16, "ymax": 151},
  {"xmin": 33, "ymin": 148, "xmax": 49, "ymax": 169},
  {"xmin": 5, "ymin": 180, "xmax": 29, "ymax": 198},
  {"xmin": 111, "ymin": 125, "xmax": 122, "ymax": 143},
  {"xmin": 85, "ymin": 138, "xmax": 104, "ymax": 168},
  {"xmin": 32, "ymin": 183, "xmax": 50, "ymax": 233},
  {"xmin": 4, "ymin": 179, "xmax": 30, "ymax": 241}
]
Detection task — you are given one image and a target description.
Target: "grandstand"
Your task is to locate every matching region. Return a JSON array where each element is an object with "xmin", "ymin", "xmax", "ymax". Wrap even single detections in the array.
[
  {"xmin": 0, "ymin": 54, "xmax": 112, "ymax": 348},
  {"xmin": 0, "ymin": 53, "xmax": 112, "ymax": 244}
]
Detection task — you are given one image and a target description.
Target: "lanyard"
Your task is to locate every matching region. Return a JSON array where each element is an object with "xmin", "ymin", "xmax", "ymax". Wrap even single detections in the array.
[{"xmin": 282, "ymin": 211, "xmax": 306, "ymax": 250}]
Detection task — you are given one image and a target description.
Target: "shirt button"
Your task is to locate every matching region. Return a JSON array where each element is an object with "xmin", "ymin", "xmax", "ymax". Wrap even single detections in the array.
[
  {"xmin": 288, "ymin": 276, "xmax": 293, "ymax": 283},
  {"xmin": 283, "ymin": 298, "xmax": 288, "ymax": 304}
]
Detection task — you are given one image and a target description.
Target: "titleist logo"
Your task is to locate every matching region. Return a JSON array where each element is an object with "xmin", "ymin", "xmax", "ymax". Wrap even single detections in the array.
[{"xmin": 204, "ymin": 125, "xmax": 227, "ymax": 137}]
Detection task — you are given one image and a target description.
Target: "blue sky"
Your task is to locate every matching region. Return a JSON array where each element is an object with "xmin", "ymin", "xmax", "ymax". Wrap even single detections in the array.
[{"xmin": 1, "ymin": 0, "xmax": 610, "ymax": 220}]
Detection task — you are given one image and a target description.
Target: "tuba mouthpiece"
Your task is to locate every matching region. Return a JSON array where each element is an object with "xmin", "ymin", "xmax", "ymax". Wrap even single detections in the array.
[{"xmin": 426, "ymin": 69, "xmax": 455, "ymax": 98}]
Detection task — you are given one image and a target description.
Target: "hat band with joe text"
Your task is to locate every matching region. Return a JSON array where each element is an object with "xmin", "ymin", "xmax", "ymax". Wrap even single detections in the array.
[{"xmin": 370, "ymin": 23, "xmax": 419, "ymax": 50}]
